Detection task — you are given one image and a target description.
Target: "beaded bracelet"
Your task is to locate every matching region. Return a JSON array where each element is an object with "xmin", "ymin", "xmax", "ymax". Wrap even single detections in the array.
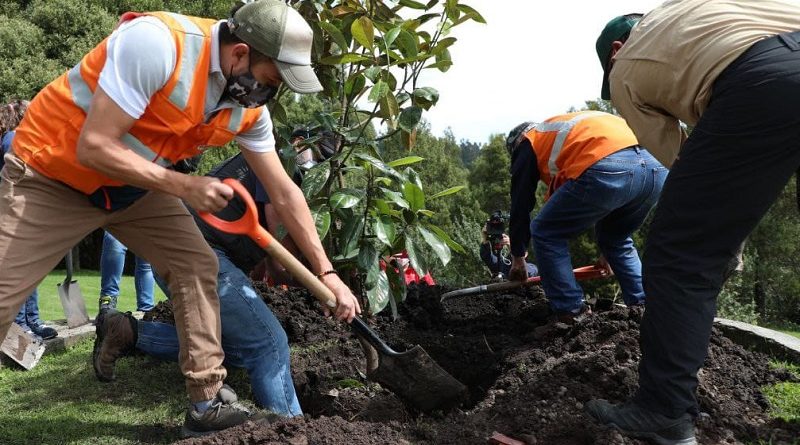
[{"xmin": 315, "ymin": 269, "xmax": 338, "ymax": 279}]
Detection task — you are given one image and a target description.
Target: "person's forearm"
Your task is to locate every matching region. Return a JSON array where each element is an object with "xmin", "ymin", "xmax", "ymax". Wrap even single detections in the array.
[
  {"xmin": 77, "ymin": 132, "xmax": 190, "ymax": 196},
  {"xmin": 270, "ymin": 185, "xmax": 332, "ymax": 273}
]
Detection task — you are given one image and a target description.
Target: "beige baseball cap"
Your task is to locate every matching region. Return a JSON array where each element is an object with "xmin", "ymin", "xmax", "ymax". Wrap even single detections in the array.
[{"xmin": 229, "ymin": 0, "xmax": 323, "ymax": 93}]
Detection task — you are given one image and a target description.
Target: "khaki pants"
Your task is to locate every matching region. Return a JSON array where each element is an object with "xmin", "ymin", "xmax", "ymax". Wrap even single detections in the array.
[{"xmin": 0, "ymin": 153, "xmax": 225, "ymax": 401}]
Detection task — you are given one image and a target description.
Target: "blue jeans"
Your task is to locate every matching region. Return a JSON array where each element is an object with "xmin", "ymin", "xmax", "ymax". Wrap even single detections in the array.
[
  {"xmin": 141, "ymin": 249, "xmax": 301, "ymax": 416},
  {"xmin": 100, "ymin": 231, "xmax": 156, "ymax": 311},
  {"xmin": 531, "ymin": 147, "xmax": 666, "ymax": 314},
  {"xmin": 14, "ymin": 288, "xmax": 40, "ymax": 328}
]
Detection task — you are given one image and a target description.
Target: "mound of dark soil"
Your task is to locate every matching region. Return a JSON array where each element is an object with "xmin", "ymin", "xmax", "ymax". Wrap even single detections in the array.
[{"xmin": 172, "ymin": 283, "xmax": 799, "ymax": 445}]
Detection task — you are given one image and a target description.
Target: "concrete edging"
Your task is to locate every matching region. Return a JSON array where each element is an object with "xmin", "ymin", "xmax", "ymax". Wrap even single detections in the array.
[{"xmin": 714, "ymin": 317, "xmax": 800, "ymax": 364}]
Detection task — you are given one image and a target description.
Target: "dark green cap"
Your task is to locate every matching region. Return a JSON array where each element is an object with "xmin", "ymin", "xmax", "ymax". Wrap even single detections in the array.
[{"xmin": 596, "ymin": 14, "xmax": 640, "ymax": 100}]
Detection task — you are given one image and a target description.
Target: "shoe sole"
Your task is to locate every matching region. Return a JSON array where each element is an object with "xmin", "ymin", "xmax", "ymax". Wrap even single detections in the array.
[
  {"xmin": 180, "ymin": 425, "xmax": 217, "ymax": 439},
  {"xmin": 604, "ymin": 421, "xmax": 697, "ymax": 445}
]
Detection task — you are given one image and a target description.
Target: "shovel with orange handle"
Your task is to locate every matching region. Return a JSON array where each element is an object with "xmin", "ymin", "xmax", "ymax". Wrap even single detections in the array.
[{"xmin": 198, "ymin": 178, "xmax": 468, "ymax": 413}]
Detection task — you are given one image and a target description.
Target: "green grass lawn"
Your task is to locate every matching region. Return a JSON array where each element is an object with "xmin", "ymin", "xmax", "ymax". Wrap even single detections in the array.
[
  {"xmin": 0, "ymin": 339, "xmax": 254, "ymax": 445},
  {"xmin": 35, "ymin": 270, "xmax": 168, "ymax": 322}
]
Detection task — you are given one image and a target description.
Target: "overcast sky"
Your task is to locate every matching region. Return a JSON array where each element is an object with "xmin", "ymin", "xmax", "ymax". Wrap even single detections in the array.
[{"xmin": 418, "ymin": 0, "xmax": 665, "ymax": 144}]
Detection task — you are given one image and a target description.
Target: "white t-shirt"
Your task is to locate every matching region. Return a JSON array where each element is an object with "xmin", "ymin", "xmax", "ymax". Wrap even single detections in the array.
[{"xmin": 97, "ymin": 16, "xmax": 274, "ymax": 153}]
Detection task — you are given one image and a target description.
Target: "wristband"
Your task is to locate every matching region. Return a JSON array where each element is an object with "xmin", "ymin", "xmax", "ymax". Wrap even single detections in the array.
[{"xmin": 316, "ymin": 269, "xmax": 338, "ymax": 280}]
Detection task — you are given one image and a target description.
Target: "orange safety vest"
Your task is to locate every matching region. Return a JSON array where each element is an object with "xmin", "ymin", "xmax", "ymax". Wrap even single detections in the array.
[
  {"xmin": 522, "ymin": 111, "xmax": 639, "ymax": 198},
  {"xmin": 12, "ymin": 11, "xmax": 263, "ymax": 194}
]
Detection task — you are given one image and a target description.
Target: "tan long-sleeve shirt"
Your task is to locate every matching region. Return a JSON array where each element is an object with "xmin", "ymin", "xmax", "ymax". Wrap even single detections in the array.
[{"xmin": 610, "ymin": 0, "xmax": 800, "ymax": 167}]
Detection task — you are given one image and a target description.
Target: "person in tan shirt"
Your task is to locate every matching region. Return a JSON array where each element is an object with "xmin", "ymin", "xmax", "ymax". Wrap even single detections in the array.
[{"xmin": 587, "ymin": 1, "xmax": 800, "ymax": 444}]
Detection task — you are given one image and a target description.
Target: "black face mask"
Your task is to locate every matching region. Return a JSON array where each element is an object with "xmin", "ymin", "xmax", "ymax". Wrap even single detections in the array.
[{"xmin": 225, "ymin": 55, "xmax": 278, "ymax": 108}]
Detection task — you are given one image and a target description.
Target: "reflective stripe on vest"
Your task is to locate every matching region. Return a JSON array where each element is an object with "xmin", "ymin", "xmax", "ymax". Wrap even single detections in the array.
[
  {"xmin": 228, "ymin": 107, "xmax": 244, "ymax": 132},
  {"xmin": 67, "ymin": 64, "xmax": 173, "ymax": 167},
  {"xmin": 537, "ymin": 111, "xmax": 606, "ymax": 179},
  {"xmin": 165, "ymin": 12, "xmax": 204, "ymax": 110}
]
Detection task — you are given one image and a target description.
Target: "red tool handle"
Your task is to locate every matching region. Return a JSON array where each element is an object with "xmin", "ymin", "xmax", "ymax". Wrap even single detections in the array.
[
  {"xmin": 197, "ymin": 178, "xmax": 337, "ymax": 310},
  {"xmin": 197, "ymin": 178, "xmax": 271, "ymax": 249}
]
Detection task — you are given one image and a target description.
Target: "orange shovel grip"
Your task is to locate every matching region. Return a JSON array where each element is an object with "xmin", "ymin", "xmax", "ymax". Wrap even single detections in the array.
[{"xmin": 197, "ymin": 178, "xmax": 272, "ymax": 249}]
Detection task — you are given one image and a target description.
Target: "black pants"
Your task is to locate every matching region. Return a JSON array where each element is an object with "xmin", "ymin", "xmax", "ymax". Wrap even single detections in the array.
[{"xmin": 634, "ymin": 32, "xmax": 800, "ymax": 418}]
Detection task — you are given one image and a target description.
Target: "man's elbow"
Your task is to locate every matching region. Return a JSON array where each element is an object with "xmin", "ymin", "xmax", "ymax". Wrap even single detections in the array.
[{"xmin": 75, "ymin": 132, "xmax": 105, "ymax": 169}]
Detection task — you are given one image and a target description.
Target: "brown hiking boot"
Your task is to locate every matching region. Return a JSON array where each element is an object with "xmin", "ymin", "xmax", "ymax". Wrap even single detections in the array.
[
  {"xmin": 93, "ymin": 309, "xmax": 137, "ymax": 382},
  {"xmin": 534, "ymin": 305, "xmax": 592, "ymax": 339},
  {"xmin": 180, "ymin": 385, "xmax": 256, "ymax": 438}
]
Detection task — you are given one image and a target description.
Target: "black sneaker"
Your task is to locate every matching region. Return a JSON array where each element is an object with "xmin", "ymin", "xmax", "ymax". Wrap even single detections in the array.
[
  {"xmin": 93, "ymin": 310, "xmax": 137, "ymax": 382},
  {"xmin": 181, "ymin": 385, "xmax": 253, "ymax": 438},
  {"xmin": 29, "ymin": 323, "xmax": 58, "ymax": 340},
  {"xmin": 585, "ymin": 399, "xmax": 697, "ymax": 445}
]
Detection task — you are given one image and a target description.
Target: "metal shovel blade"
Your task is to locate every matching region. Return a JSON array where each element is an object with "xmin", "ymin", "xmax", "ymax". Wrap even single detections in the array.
[
  {"xmin": 367, "ymin": 344, "xmax": 469, "ymax": 413},
  {"xmin": 352, "ymin": 317, "xmax": 468, "ymax": 412},
  {"xmin": 57, "ymin": 250, "xmax": 89, "ymax": 328}
]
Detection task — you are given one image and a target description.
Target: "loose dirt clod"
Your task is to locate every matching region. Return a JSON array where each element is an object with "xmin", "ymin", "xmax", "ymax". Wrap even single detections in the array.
[{"xmin": 173, "ymin": 283, "xmax": 800, "ymax": 445}]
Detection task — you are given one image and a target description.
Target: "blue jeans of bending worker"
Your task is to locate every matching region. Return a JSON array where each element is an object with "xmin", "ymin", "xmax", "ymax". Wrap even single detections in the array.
[
  {"xmin": 531, "ymin": 147, "xmax": 666, "ymax": 314},
  {"xmin": 142, "ymin": 249, "xmax": 302, "ymax": 416},
  {"xmin": 14, "ymin": 289, "xmax": 40, "ymax": 329},
  {"xmin": 100, "ymin": 231, "xmax": 156, "ymax": 311}
]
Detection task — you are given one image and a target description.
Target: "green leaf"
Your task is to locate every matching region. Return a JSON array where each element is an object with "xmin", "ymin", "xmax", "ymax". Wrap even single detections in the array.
[
  {"xmin": 395, "ymin": 29, "xmax": 418, "ymax": 59},
  {"xmin": 310, "ymin": 205, "xmax": 331, "ymax": 240},
  {"xmin": 405, "ymin": 236, "xmax": 428, "ymax": 276},
  {"xmin": 344, "ymin": 73, "xmax": 366, "ymax": 100},
  {"xmin": 358, "ymin": 242, "xmax": 379, "ymax": 270},
  {"xmin": 418, "ymin": 225, "xmax": 451, "ymax": 266},
  {"xmin": 353, "ymin": 153, "xmax": 403, "ymax": 180},
  {"xmin": 364, "ymin": 66, "xmax": 381, "ymax": 82},
  {"xmin": 329, "ymin": 188, "xmax": 365, "ymax": 210},
  {"xmin": 373, "ymin": 199, "xmax": 400, "ymax": 216},
  {"xmin": 319, "ymin": 53, "xmax": 371, "ymax": 65},
  {"xmin": 341, "ymin": 216, "xmax": 365, "ymax": 258},
  {"xmin": 351, "ymin": 16, "xmax": 374, "ymax": 50},
  {"xmin": 434, "ymin": 48, "xmax": 452, "ymax": 72},
  {"xmin": 384, "ymin": 26, "xmax": 401, "ymax": 49},
  {"xmin": 368, "ymin": 79, "xmax": 390, "ymax": 102},
  {"xmin": 425, "ymin": 60, "xmax": 453, "ymax": 72},
  {"xmin": 398, "ymin": 106, "xmax": 422, "ymax": 132},
  {"xmin": 432, "ymin": 37, "xmax": 457, "ymax": 55},
  {"xmin": 426, "ymin": 223, "xmax": 466, "ymax": 254},
  {"xmin": 404, "ymin": 167, "xmax": 424, "ymax": 190},
  {"xmin": 374, "ymin": 215, "xmax": 396, "ymax": 247},
  {"xmin": 444, "ymin": 0, "xmax": 460, "ymax": 21},
  {"xmin": 402, "ymin": 181, "xmax": 425, "ymax": 211},
  {"xmin": 458, "ymin": 4, "xmax": 487, "ymax": 23},
  {"xmin": 384, "ymin": 264, "xmax": 402, "ymax": 319},
  {"xmin": 387, "ymin": 156, "xmax": 424, "ymax": 168},
  {"xmin": 366, "ymin": 269, "xmax": 391, "ymax": 315},
  {"xmin": 379, "ymin": 93, "xmax": 400, "ymax": 128},
  {"xmin": 430, "ymin": 185, "xmax": 465, "ymax": 199},
  {"xmin": 381, "ymin": 188, "xmax": 410, "ymax": 210},
  {"xmin": 301, "ymin": 162, "xmax": 331, "ymax": 199},
  {"xmin": 412, "ymin": 87, "xmax": 439, "ymax": 109},
  {"xmin": 318, "ymin": 21, "xmax": 348, "ymax": 50},
  {"xmin": 418, "ymin": 209, "xmax": 434, "ymax": 217},
  {"xmin": 398, "ymin": 0, "xmax": 427, "ymax": 9}
]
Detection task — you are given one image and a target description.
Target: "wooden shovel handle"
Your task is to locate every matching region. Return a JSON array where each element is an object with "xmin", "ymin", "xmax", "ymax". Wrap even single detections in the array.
[{"xmin": 198, "ymin": 178, "xmax": 337, "ymax": 309}]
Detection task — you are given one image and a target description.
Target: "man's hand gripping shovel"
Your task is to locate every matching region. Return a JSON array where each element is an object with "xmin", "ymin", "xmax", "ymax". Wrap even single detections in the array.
[{"xmin": 199, "ymin": 179, "xmax": 468, "ymax": 413}]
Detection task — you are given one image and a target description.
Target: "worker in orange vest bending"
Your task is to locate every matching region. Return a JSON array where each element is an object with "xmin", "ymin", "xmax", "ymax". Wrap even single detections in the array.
[
  {"xmin": 0, "ymin": 0, "xmax": 359, "ymax": 438},
  {"xmin": 506, "ymin": 111, "xmax": 666, "ymax": 332}
]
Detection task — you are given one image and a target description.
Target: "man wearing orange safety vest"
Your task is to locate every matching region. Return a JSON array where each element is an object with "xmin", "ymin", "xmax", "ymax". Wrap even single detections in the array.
[
  {"xmin": 0, "ymin": 0, "xmax": 360, "ymax": 437},
  {"xmin": 506, "ymin": 111, "xmax": 666, "ymax": 330}
]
